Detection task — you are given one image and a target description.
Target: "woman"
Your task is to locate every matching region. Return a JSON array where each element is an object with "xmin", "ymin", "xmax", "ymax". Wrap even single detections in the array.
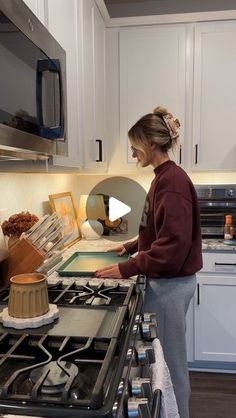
[{"xmin": 95, "ymin": 106, "xmax": 202, "ymax": 418}]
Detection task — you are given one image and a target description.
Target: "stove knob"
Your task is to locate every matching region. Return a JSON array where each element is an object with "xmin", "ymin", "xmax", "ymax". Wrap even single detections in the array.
[
  {"xmin": 126, "ymin": 347, "xmax": 138, "ymax": 366},
  {"xmin": 117, "ymin": 379, "xmax": 125, "ymax": 396},
  {"xmin": 143, "ymin": 312, "xmax": 157, "ymax": 325},
  {"xmin": 131, "ymin": 378, "xmax": 152, "ymax": 401},
  {"xmin": 128, "ymin": 397, "xmax": 151, "ymax": 418},
  {"xmin": 137, "ymin": 345, "xmax": 155, "ymax": 365},
  {"xmin": 141, "ymin": 322, "xmax": 157, "ymax": 341},
  {"xmin": 227, "ymin": 188, "xmax": 234, "ymax": 197},
  {"xmin": 112, "ymin": 400, "xmax": 119, "ymax": 417},
  {"xmin": 135, "ymin": 314, "xmax": 143, "ymax": 324},
  {"xmin": 133, "ymin": 324, "xmax": 139, "ymax": 336}
]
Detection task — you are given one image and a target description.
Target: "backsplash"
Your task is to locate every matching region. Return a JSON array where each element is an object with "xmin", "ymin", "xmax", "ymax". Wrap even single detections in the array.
[
  {"xmin": 0, "ymin": 171, "xmax": 235, "ymax": 223},
  {"xmin": 0, "ymin": 174, "xmax": 80, "ymax": 221}
]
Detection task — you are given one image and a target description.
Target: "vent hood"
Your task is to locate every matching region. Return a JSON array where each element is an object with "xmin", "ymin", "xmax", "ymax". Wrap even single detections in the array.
[{"xmin": 0, "ymin": 146, "xmax": 49, "ymax": 161}]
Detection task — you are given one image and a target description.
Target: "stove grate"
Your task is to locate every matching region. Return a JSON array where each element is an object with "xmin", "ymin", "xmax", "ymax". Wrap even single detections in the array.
[{"xmin": 0, "ymin": 332, "xmax": 118, "ymax": 409}]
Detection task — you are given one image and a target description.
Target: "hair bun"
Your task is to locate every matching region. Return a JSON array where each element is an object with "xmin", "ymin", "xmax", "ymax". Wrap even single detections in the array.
[
  {"xmin": 153, "ymin": 106, "xmax": 169, "ymax": 117},
  {"xmin": 153, "ymin": 106, "xmax": 180, "ymax": 140}
]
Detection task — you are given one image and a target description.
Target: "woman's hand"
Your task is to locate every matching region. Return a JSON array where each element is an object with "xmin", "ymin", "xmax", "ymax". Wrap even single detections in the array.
[
  {"xmin": 106, "ymin": 244, "xmax": 127, "ymax": 256},
  {"xmin": 95, "ymin": 264, "xmax": 123, "ymax": 279}
]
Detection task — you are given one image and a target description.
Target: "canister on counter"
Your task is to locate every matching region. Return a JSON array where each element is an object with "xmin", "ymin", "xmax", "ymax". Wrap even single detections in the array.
[{"xmin": 224, "ymin": 214, "xmax": 234, "ymax": 240}]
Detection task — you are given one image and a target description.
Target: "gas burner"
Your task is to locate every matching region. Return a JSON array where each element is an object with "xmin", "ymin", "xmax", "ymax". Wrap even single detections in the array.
[
  {"xmin": 46, "ymin": 281, "xmax": 133, "ymax": 307},
  {"xmin": 30, "ymin": 361, "xmax": 78, "ymax": 395},
  {"xmin": 0, "ymin": 280, "xmax": 135, "ymax": 308}
]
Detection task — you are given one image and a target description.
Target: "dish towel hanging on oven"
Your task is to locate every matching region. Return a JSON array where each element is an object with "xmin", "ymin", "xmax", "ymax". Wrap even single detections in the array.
[{"xmin": 151, "ymin": 338, "xmax": 180, "ymax": 418}]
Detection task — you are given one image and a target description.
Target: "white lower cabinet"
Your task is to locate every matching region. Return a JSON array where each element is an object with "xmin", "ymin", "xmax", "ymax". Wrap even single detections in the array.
[
  {"xmin": 194, "ymin": 274, "xmax": 236, "ymax": 362},
  {"xmin": 186, "ymin": 252, "xmax": 236, "ymax": 368}
]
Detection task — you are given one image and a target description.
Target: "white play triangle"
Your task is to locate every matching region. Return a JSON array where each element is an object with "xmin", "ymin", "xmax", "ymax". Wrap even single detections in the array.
[{"xmin": 109, "ymin": 197, "xmax": 131, "ymax": 222}]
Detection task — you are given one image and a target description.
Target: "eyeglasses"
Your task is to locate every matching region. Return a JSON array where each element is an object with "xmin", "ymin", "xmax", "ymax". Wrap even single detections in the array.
[{"xmin": 130, "ymin": 145, "xmax": 138, "ymax": 153}]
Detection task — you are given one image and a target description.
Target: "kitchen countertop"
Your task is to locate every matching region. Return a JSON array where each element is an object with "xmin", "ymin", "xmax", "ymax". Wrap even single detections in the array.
[
  {"xmin": 47, "ymin": 235, "xmax": 236, "ymax": 282},
  {"xmin": 202, "ymin": 239, "xmax": 236, "ymax": 252},
  {"xmin": 47, "ymin": 234, "xmax": 137, "ymax": 284}
]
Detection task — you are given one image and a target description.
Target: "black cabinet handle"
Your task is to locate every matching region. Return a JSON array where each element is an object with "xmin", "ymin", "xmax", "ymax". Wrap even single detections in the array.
[
  {"xmin": 95, "ymin": 139, "xmax": 103, "ymax": 162},
  {"xmin": 195, "ymin": 144, "xmax": 198, "ymax": 164},
  {"xmin": 179, "ymin": 145, "xmax": 182, "ymax": 165},
  {"xmin": 215, "ymin": 262, "xmax": 236, "ymax": 266},
  {"xmin": 197, "ymin": 283, "xmax": 200, "ymax": 305}
]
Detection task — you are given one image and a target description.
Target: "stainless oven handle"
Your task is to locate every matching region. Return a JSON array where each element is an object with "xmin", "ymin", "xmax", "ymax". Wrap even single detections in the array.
[
  {"xmin": 151, "ymin": 389, "xmax": 161, "ymax": 418},
  {"xmin": 215, "ymin": 262, "xmax": 236, "ymax": 266},
  {"xmin": 36, "ymin": 58, "xmax": 64, "ymax": 139}
]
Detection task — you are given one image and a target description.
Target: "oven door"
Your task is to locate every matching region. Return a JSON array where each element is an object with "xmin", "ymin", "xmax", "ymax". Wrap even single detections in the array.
[{"xmin": 199, "ymin": 201, "xmax": 236, "ymax": 238}]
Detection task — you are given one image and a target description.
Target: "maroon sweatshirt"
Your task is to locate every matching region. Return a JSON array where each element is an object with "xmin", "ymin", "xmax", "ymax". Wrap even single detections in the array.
[{"xmin": 119, "ymin": 160, "xmax": 202, "ymax": 279}]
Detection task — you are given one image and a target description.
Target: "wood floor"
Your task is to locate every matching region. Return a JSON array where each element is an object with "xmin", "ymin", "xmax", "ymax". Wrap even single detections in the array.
[{"xmin": 189, "ymin": 371, "xmax": 236, "ymax": 418}]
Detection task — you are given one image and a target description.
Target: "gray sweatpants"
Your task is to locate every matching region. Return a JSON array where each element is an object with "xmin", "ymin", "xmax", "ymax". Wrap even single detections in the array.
[{"xmin": 144, "ymin": 275, "xmax": 196, "ymax": 418}]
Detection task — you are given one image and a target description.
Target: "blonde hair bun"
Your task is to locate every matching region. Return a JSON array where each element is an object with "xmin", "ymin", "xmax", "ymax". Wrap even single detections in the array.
[
  {"xmin": 153, "ymin": 106, "xmax": 169, "ymax": 118},
  {"xmin": 153, "ymin": 106, "xmax": 180, "ymax": 139}
]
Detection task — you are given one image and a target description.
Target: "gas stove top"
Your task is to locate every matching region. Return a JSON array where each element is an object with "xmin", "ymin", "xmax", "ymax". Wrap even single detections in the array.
[
  {"xmin": 0, "ymin": 277, "xmax": 149, "ymax": 417},
  {"xmin": 0, "ymin": 279, "xmax": 134, "ymax": 307},
  {"xmin": 0, "ymin": 333, "xmax": 122, "ymax": 414}
]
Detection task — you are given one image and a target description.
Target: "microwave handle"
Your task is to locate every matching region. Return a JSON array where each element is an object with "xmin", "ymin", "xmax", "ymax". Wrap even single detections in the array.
[{"xmin": 36, "ymin": 58, "xmax": 63, "ymax": 139}]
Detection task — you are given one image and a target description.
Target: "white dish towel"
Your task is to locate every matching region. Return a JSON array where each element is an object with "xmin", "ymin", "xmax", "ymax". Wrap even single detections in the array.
[{"xmin": 151, "ymin": 338, "xmax": 180, "ymax": 418}]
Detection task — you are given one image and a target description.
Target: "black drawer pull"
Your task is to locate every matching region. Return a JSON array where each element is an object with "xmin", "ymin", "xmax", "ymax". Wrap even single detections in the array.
[
  {"xmin": 195, "ymin": 144, "xmax": 198, "ymax": 164},
  {"xmin": 197, "ymin": 283, "xmax": 200, "ymax": 305},
  {"xmin": 215, "ymin": 262, "xmax": 236, "ymax": 266}
]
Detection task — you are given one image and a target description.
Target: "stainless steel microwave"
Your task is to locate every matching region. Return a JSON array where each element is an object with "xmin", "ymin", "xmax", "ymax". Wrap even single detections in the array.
[{"xmin": 0, "ymin": 0, "xmax": 67, "ymax": 160}]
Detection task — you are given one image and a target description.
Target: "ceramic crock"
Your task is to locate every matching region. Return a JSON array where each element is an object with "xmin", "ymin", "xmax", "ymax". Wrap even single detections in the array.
[{"xmin": 8, "ymin": 273, "xmax": 49, "ymax": 318}]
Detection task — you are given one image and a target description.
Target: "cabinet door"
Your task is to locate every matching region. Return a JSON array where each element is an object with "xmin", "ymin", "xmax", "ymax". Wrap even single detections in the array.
[
  {"xmin": 194, "ymin": 274, "xmax": 236, "ymax": 362},
  {"xmin": 82, "ymin": 0, "xmax": 107, "ymax": 171},
  {"xmin": 192, "ymin": 21, "xmax": 236, "ymax": 171},
  {"xmin": 119, "ymin": 25, "xmax": 186, "ymax": 172},
  {"xmin": 46, "ymin": 0, "xmax": 81, "ymax": 168}
]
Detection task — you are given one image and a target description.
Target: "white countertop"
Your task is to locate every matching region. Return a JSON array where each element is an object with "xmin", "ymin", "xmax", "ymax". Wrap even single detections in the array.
[
  {"xmin": 202, "ymin": 239, "xmax": 236, "ymax": 251},
  {"xmin": 47, "ymin": 235, "xmax": 136, "ymax": 284},
  {"xmin": 47, "ymin": 235, "xmax": 236, "ymax": 282}
]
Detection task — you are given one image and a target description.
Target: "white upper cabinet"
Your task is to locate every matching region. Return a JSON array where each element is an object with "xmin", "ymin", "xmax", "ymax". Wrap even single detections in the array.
[
  {"xmin": 192, "ymin": 21, "xmax": 236, "ymax": 171},
  {"xmin": 118, "ymin": 25, "xmax": 187, "ymax": 172},
  {"xmin": 81, "ymin": 0, "xmax": 107, "ymax": 171},
  {"xmin": 46, "ymin": 0, "xmax": 81, "ymax": 168}
]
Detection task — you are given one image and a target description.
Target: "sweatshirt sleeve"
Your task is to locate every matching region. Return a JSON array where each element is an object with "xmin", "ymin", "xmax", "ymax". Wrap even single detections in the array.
[
  {"xmin": 119, "ymin": 192, "xmax": 193, "ymax": 279},
  {"xmin": 123, "ymin": 238, "xmax": 138, "ymax": 254}
]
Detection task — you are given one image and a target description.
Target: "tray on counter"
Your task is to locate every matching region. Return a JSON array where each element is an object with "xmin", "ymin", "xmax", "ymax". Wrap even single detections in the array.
[{"xmin": 57, "ymin": 251, "xmax": 129, "ymax": 276}]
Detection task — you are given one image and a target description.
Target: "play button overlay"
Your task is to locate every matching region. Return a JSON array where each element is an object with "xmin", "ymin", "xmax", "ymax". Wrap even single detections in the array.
[
  {"xmin": 109, "ymin": 197, "xmax": 131, "ymax": 221},
  {"xmin": 81, "ymin": 176, "xmax": 147, "ymax": 242}
]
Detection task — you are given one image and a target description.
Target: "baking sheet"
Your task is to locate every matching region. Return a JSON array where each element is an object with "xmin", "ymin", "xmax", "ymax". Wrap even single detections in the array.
[{"xmin": 57, "ymin": 251, "xmax": 129, "ymax": 276}]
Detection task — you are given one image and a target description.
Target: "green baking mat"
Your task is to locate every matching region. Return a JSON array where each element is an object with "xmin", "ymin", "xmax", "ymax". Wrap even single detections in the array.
[{"xmin": 57, "ymin": 251, "xmax": 129, "ymax": 276}]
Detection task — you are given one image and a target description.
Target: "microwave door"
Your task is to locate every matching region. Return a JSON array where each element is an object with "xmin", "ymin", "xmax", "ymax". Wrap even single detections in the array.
[{"xmin": 36, "ymin": 58, "xmax": 64, "ymax": 139}]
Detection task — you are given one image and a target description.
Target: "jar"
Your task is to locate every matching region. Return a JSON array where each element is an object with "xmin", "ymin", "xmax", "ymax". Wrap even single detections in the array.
[{"xmin": 224, "ymin": 215, "xmax": 234, "ymax": 240}]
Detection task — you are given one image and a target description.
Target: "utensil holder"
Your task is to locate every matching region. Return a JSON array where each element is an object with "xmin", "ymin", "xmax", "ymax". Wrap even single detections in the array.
[{"xmin": 0, "ymin": 238, "xmax": 45, "ymax": 287}]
